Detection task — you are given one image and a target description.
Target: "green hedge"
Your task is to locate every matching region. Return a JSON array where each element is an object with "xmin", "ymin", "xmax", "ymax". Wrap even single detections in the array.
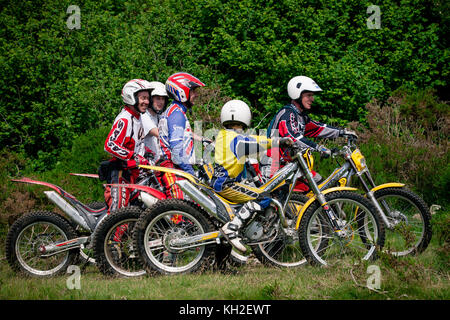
[{"xmin": 1, "ymin": 0, "xmax": 448, "ymax": 171}]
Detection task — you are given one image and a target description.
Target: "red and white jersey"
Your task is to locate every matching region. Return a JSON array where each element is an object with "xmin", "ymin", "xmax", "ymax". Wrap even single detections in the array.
[{"xmin": 104, "ymin": 106, "xmax": 145, "ymax": 161}]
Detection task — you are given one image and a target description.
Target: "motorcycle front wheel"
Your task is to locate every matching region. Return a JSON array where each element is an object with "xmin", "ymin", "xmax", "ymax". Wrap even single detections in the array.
[
  {"xmin": 134, "ymin": 199, "xmax": 216, "ymax": 275},
  {"xmin": 298, "ymin": 191, "xmax": 385, "ymax": 266},
  {"xmin": 5, "ymin": 211, "xmax": 79, "ymax": 277},
  {"xmin": 374, "ymin": 187, "xmax": 432, "ymax": 256},
  {"xmin": 93, "ymin": 206, "xmax": 146, "ymax": 277}
]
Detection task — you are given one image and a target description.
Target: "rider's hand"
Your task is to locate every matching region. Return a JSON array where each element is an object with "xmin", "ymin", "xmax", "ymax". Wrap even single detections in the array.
[
  {"xmin": 136, "ymin": 154, "xmax": 150, "ymax": 166},
  {"xmin": 317, "ymin": 145, "xmax": 331, "ymax": 159},
  {"xmin": 128, "ymin": 154, "xmax": 150, "ymax": 168},
  {"xmin": 279, "ymin": 137, "xmax": 294, "ymax": 148},
  {"xmin": 143, "ymin": 147, "xmax": 155, "ymax": 161},
  {"xmin": 340, "ymin": 129, "xmax": 358, "ymax": 139}
]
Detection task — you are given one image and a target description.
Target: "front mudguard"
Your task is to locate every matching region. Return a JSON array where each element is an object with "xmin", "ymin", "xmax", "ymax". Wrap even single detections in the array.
[
  {"xmin": 294, "ymin": 186, "xmax": 358, "ymax": 230},
  {"xmin": 370, "ymin": 182, "xmax": 405, "ymax": 193}
]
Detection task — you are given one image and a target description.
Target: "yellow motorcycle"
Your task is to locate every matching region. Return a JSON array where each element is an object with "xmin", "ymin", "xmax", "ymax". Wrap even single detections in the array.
[
  {"xmin": 133, "ymin": 145, "xmax": 385, "ymax": 273},
  {"xmin": 306, "ymin": 136, "xmax": 432, "ymax": 256}
]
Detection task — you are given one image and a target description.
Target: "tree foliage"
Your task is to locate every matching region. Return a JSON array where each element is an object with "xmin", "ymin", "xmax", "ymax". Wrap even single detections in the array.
[{"xmin": 0, "ymin": 0, "xmax": 448, "ymax": 171}]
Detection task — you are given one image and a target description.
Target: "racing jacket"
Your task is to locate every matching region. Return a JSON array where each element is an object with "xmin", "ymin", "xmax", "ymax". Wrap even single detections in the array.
[
  {"xmin": 211, "ymin": 128, "xmax": 272, "ymax": 192},
  {"xmin": 267, "ymin": 103, "xmax": 341, "ymax": 159},
  {"xmin": 267, "ymin": 104, "xmax": 340, "ymax": 150},
  {"xmin": 158, "ymin": 101, "xmax": 195, "ymax": 175},
  {"xmin": 104, "ymin": 105, "xmax": 145, "ymax": 167}
]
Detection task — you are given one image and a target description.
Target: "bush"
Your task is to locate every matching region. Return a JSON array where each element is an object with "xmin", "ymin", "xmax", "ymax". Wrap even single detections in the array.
[
  {"xmin": 359, "ymin": 87, "xmax": 449, "ymax": 206},
  {"xmin": 1, "ymin": 0, "xmax": 448, "ymax": 172}
]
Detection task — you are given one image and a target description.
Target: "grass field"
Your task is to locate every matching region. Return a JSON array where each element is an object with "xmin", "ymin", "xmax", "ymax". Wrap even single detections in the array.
[{"xmin": 0, "ymin": 239, "xmax": 448, "ymax": 301}]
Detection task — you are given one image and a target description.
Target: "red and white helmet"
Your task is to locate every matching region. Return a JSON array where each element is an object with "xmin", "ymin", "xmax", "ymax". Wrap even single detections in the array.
[
  {"xmin": 122, "ymin": 79, "xmax": 153, "ymax": 106},
  {"xmin": 165, "ymin": 72, "xmax": 205, "ymax": 103},
  {"xmin": 287, "ymin": 76, "xmax": 322, "ymax": 100}
]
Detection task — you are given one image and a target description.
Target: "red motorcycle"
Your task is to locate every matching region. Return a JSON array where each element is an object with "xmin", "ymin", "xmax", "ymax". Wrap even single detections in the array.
[{"xmin": 6, "ymin": 168, "xmax": 166, "ymax": 277}]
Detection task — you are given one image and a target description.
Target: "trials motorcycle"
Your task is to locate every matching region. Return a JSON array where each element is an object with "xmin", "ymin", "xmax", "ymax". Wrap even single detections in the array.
[
  {"xmin": 5, "ymin": 168, "xmax": 166, "ymax": 277},
  {"xmin": 133, "ymin": 144, "xmax": 386, "ymax": 274},
  {"xmin": 298, "ymin": 136, "xmax": 432, "ymax": 257}
]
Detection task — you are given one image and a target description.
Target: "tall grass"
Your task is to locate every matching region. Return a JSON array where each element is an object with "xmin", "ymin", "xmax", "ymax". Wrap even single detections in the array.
[{"xmin": 0, "ymin": 244, "xmax": 448, "ymax": 300}]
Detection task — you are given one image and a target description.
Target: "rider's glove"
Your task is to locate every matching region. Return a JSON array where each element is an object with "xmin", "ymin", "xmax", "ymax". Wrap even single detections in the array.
[
  {"xmin": 127, "ymin": 154, "xmax": 150, "ymax": 168},
  {"xmin": 135, "ymin": 154, "xmax": 150, "ymax": 166},
  {"xmin": 143, "ymin": 147, "xmax": 155, "ymax": 162},
  {"xmin": 339, "ymin": 129, "xmax": 358, "ymax": 139},
  {"xmin": 317, "ymin": 145, "xmax": 331, "ymax": 159},
  {"xmin": 278, "ymin": 137, "xmax": 294, "ymax": 148}
]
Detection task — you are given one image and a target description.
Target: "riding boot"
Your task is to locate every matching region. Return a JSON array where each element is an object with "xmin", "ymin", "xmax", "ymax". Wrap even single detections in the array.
[{"xmin": 220, "ymin": 204, "xmax": 252, "ymax": 252}]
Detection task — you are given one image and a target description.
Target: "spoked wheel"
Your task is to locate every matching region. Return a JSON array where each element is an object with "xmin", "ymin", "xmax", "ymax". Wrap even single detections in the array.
[
  {"xmin": 93, "ymin": 206, "xmax": 146, "ymax": 277},
  {"xmin": 374, "ymin": 187, "xmax": 432, "ymax": 256},
  {"xmin": 134, "ymin": 199, "xmax": 216, "ymax": 275},
  {"xmin": 299, "ymin": 191, "xmax": 385, "ymax": 266},
  {"xmin": 252, "ymin": 193, "xmax": 309, "ymax": 267},
  {"xmin": 5, "ymin": 211, "xmax": 79, "ymax": 277}
]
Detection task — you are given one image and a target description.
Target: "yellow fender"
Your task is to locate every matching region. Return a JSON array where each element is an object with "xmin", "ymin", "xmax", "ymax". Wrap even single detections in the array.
[
  {"xmin": 370, "ymin": 182, "xmax": 405, "ymax": 192},
  {"xmin": 294, "ymin": 186, "xmax": 358, "ymax": 230},
  {"xmin": 139, "ymin": 165, "xmax": 197, "ymax": 184}
]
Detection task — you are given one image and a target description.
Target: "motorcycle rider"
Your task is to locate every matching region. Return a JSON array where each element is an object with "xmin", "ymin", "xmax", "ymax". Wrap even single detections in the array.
[
  {"xmin": 103, "ymin": 79, "xmax": 152, "ymax": 213},
  {"xmin": 157, "ymin": 72, "xmax": 205, "ymax": 198},
  {"xmin": 263, "ymin": 76, "xmax": 358, "ymax": 180},
  {"xmin": 213, "ymin": 100, "xmax": 292, "ymax": 252},
  {"xmin": 140, "ymin": 81, "xmax": 169, "ymax": 163}
]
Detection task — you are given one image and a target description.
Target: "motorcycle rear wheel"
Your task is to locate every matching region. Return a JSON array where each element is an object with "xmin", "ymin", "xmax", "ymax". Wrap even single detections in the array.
[
  {"xmin": 5, "ymin": 211, "xmax": 79, "ymax": 277},
  {"xmin": 134, "ymin": 199, "xmax": 216, "ymax": 275}
]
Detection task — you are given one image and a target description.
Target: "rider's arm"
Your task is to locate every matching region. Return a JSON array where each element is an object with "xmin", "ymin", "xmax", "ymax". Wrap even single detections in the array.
[
  {"xmin": 148, "ymin": 127, "xmax": 158, "ymax": 137},
  {"xmin": 233, "ymin": 134, "xmax": 272, "ymax": 159},
  {"xmin": 304, "ymin": 117, "xmax": 341, "ymax": 139},
  {"xmin": 104, "ymin": 117, "xmax": 134, "ymax": 161}
]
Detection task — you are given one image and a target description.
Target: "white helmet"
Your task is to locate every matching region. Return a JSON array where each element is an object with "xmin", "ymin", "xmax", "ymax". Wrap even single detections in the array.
[
  {"xmin": 221, "ymin": 100, "xmax": 252, "ymax": 129},
  {"xmin": 287, "ymin": 76, "xmax": 322, "ymax": 100},
  {"xmin": 122, "ymin": 79, "xmax": 152, "ymax": 106},
  {"xmin": 148, "ymin": 81, "xmax": 168, "ymax": 97},
  {"xmin": 148, "ymin": 81, "xmax": 168, "ymax": 115}
]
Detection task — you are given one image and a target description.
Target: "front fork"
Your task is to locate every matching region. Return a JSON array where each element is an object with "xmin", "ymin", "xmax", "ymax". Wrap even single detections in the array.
[
  {"xmin": 366, "ymin": 191, "xmax": 394, "ymax": 229},
  {"xmin": 298, "ymin": 154, "xmax": 345, "ymax": 231}
]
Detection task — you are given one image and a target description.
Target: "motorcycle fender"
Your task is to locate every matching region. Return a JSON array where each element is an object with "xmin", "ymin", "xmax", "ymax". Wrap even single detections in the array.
[
  {"xmin": 11, "ymin": 177, "xmax": 65, "ymax": 196},
  {"xmin": 294, "ymin": 186, "xmax": 358, "ymax": 230},
  {"xmin": 105, "ymin": 183, "xmax": 167, "ymax": 200},
  {"xmin": 370, "ymin": 183, "xmax": 405, "ymax": 193},
  {"xmin": 139, "ymin": 165, "xmax": 197, "ymax": 184}
]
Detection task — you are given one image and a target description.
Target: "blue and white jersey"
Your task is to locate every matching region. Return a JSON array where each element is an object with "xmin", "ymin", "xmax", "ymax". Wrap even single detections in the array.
[{"xmin": 158, "ymin": 101, "xmax": 195, "ymax": 175}]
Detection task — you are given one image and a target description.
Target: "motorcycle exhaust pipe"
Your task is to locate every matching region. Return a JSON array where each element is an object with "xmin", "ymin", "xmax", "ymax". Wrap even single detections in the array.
[
  {"xmin": 139, "ymin": 191, "xmax": 159, "ymax": 208},
  {"xmin": 44, "ymin": 191, "xmax": 92, "ymax": 232},
  {"xmin": 175, "ymin": 180, "xmax": 219, "ymax": 219}
]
